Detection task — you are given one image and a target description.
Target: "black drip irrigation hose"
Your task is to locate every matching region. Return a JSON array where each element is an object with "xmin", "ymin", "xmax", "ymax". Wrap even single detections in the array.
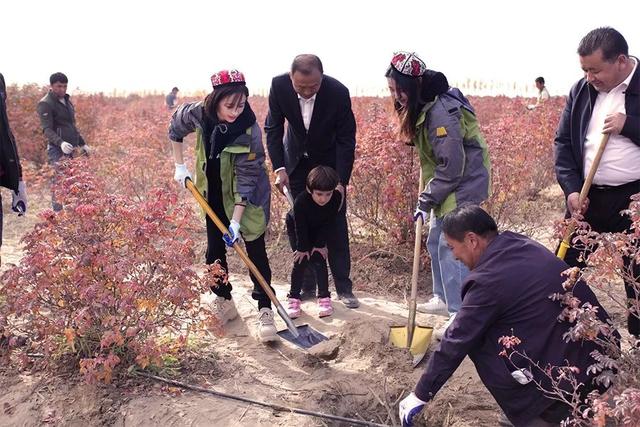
[{"xmin": 134, "ymin": 371, "xmax": 390, "ymax": 427}]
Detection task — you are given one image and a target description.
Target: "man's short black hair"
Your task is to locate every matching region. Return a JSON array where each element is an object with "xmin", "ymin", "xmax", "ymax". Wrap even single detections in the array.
[
  {"xmin": 291, "ymin": 54, "xmax": 324, "ymax": 75},
  {"xmin": 306, "ymin": 166, "xmax": 339, "ymax": 192},
  {"xmin": 535, "ymin": 77, "xmax": 545, "ymax": 85},
  {"xmin": 442, "ymin": 205, "xmax": 498, "ymax": 242},
  {"xmin": 49, "ymin": 72, "xmax": 68, "ymax": 85},
  {"xmin": 172, "ymin": 87, "xmax": 179, "ymax": 92},
  {"xmin": 577, "ymin": 27, "xmax": 628, "ymax": 62}
]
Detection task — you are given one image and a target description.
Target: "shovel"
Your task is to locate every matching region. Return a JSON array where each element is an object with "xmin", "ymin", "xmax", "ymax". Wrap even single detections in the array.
[
  {"xmin": 389, "ymin": 172, "xmax": 433, "ymax": 367},
  {"xmin": 557, "ymin": 133, "xmax": 610, "ymax": 259},
  {"xmin": 186, "ymin": 178, "xmax": 327, "ymax": 349}
]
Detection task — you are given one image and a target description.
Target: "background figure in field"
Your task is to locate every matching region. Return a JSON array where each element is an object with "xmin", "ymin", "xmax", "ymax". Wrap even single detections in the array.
[
  {"xmin": 554, "ymin": 27, "xmax": 640, "ymax": 338},
  {"xmin": 169, "ymin": 70, "xmax": 278, "ymax": 343},
  {"xmin": 0, "ymin": 73, "xmax": 27, "ymax": 265},
  {"xmin": 527, "ymin": 76, "xmax": 550, "ymax": 110},
  {"xmin": 166, "ymin": 87, "xmax": 179, "ymax": 109},
  {"xmin": 265, "ymin": 54, "xmax": 359, "ymax": 308},
  {"xmin": 37, "ymin": 72, "xmax": 89, "ymax": 211},
  {"xmin": 386, "ymin": 51, "xmax": 491, "ymax": 337}
]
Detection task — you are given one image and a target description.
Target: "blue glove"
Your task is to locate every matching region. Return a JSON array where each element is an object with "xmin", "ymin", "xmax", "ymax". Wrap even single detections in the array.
[
  {"xmin": 11, "ymin": 181, "xmax": 27, "ymax": 216},
  {"xmin": 222, "ymin": 220, "xmax": 241, "ymax": 247},
  {"xmin": 413, "ymin": 207, "xmax": 428, "ymax": 224},
  {"xmin": 399, "ymin": 392, "xmax": 427, "ymax": 426}
]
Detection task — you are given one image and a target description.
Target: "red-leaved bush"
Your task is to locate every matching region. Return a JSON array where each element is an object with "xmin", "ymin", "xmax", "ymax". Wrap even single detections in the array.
[{"xmin": 0, "ymin": 161, "xmax": 224, "ymax": 383}]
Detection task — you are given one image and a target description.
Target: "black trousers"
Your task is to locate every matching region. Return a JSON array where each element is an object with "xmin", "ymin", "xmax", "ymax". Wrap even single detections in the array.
[
  {"xmin": 287, "ymin": 157, "xmax": 353, "ymax": 295},
  {"xmin": 562, "ymin": 179, "xmax": 640, "ymax": 337},
  {"xmin": 205, "ymin": 158, "xmax": 273, "ymax": 310},
  {"xmin": 289, "ymin": 252, "xmax": 330, "ymax": 299},
  {"xmin": 0, "ymin": 193, "xmax": 3, "ymax": 248}
]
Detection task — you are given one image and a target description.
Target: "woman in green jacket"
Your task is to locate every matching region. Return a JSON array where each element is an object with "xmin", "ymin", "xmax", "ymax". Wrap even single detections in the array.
[
  {"xmin": 385, "ymin": 52, "xmax": 491, "ymax": 337},
  {"xmin": 169, "ymin": 70, "xmax": 276, "ymax": 342}
]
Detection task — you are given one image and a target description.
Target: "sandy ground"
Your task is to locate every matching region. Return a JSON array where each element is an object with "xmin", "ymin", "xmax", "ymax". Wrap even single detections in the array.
[{"xmin": 0, "ymin": 271, "xmax": 502, "ymax": 426}]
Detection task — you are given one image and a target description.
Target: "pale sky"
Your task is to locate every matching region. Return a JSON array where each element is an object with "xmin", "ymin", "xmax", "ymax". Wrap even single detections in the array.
[{"xmin": 1, "ymin": 0, "xmax": 638, "ymax": 97}]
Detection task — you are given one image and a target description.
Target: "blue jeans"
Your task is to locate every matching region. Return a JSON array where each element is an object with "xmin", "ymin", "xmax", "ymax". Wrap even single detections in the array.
[{"xmin": 426, "ymin": 212, "xmax": 468, "ymax": 314}]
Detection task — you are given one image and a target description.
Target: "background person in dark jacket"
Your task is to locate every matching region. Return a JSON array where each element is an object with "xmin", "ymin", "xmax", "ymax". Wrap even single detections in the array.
[
  {"xmin": 37, "ymin": 72, "xmax": 89, "ymax": 211},
  {"xmin": 265, "ymin": 54, "xmax": 358, "ymax": 308},
  {"xmin": 0, "ymin": 73, "xmax": 27, "ymax": 264},
  {"xmin": 399, "ymin": 205, "xmax": 611, "ymax": 427},
  {"xmin": 166, "ymin": 87, "xmax": 179, "ymax": 109},
  {"xmin": 554, "ymin": 27, "xmax": 639, "ymax": 337}
]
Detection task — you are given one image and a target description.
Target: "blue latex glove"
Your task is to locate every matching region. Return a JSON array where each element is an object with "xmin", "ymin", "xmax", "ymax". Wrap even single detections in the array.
[
  {"xmin": 399, "ymin": 392, "xmax": 427, "ymax": 426},
  {"xmin": 11, "ymin": 181, "xmax": 27, "ymax": 216},
  {"xmin": 222, "ymin": 220, "xmax": 241, "ymax": 247}
]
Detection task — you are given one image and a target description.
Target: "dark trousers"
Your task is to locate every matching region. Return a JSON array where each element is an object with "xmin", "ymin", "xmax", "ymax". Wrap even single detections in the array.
[
  {"xmin": 287, "ymin": 157, "xmax": 353, "ymax": 295},
  {"xmin": 0, "ymin": 193, "xmax": 3, "ymax": 248},
  {"xmin": 562, "ymin": 179, "xmax": 640, "ymax": 337},
  {"xmin": 205, "ymin": 159, "xmax": 273, "ymax": 310},
  {"xmin": 289, "ymin": 252, "xmax": 330, "ymax": 299}
]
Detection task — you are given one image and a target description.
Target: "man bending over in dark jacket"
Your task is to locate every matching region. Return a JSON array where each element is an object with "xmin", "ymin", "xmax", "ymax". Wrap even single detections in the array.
[{"xmin": 399, "ymin": 205, "xmax": 611, "ymax": 427}]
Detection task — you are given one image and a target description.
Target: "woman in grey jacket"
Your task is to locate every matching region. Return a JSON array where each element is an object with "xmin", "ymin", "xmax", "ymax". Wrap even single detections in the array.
[{"xmin": 168, "ymin": 70, "xmax": 277, "ymax": 343}]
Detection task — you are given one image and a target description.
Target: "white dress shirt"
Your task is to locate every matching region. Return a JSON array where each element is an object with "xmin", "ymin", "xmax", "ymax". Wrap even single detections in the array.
[
  {"xmin": 298, "ymin": 93, "xmax": 316, "ymax": 131},
  {"xmin": 583, "ymin": 58, "xmax": 640, "ymax": 186},
  {"xmin": 273, "ymin": 93, "xmax": 317, "ymax": 175}
]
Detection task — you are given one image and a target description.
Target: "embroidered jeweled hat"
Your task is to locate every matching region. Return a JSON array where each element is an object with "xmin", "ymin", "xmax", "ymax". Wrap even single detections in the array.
[
  {"xmin": 390, "ymin": 51, "xmax": 427, "ymax": 77},
  {"xmin": 210, "ymin": 69, "xmax": 246, "ymax": 88}
]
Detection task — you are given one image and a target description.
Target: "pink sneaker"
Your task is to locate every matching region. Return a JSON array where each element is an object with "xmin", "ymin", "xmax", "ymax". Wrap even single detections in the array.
[
  {"xmin": 286, "ymin": 297, "xmax": 302, "ymax": 319},
  {"xmin": 318, "ymin": 297, "xmax": 333, "ymax": 318}
]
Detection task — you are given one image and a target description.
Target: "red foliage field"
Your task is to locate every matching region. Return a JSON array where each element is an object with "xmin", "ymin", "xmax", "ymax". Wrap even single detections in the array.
[{"xmin": 7, "ymin": 85, "xmax": 637, "ymax": 426}]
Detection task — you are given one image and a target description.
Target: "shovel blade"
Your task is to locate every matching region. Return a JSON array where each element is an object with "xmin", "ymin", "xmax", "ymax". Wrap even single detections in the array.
[
  {"xmin": 277, "ymin": 324, "xmax": 328, "ymax": 349},
  {"xmin": 389, "ymin": 325, "xmax": 433, "ymax": 368}
]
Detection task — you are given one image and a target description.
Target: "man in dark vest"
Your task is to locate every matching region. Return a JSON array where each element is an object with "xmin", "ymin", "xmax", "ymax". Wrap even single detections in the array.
[
  {"xmin": 265, "ymin": 54, "xmax": 358, "ymax": 308},
  {"xmin": 37, "ymin": 72, "xmax": 89, "ymax": 211},
  {"xmin": 554, "ymin": 27, "xmax": 639, "ymax": 338}
]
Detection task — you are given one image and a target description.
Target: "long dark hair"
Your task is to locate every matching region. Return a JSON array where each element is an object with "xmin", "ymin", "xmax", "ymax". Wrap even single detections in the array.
[
  {"xmin": 385, "ymin": 66, "xmax": 423, "ymax": 139},
  {"xmin": 203, "ymin": 84, "xmax": 249, "ymax": 122}
]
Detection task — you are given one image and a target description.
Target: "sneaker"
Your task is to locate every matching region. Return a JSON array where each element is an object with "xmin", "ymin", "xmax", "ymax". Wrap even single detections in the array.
[
  {"xmin": 257, "ymin": 308, "xmax": 278, "ymax": 342},
  {"xmin": 338, "ymin": 292, "xmax": 360, "ymax": 309},
  {"xmin": 317, "ymin": 297, "xmax": 334, "ymax": 318},
  {"xmin": 286, "ymin": 297, "xmax": 302, "ymax": 319},
  {"xmin": 433, "ymin": 313, "xmax": 457, "ymax": 341},
  {"xmin": 209, "ymin": 296, "xmax": 238, "ymax": 325},
  {"xmin": 417, "ymin": 295, "xmax": 448, "ymax": 316}
]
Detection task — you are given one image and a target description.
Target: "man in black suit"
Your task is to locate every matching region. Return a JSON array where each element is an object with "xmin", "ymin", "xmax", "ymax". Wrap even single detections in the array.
[{"xmin": 265, "ymin": 54, "xmax": 359, "ymax": 308}]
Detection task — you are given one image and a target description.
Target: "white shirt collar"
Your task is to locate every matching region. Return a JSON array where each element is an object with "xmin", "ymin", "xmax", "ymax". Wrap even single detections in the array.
[
  {"xmin": 297, "ymin": 93, "xmax": 317, "ymax": 103},
  {"xmin": 621, "ymin": 57, "xmax": 637, "ymax": 89}
]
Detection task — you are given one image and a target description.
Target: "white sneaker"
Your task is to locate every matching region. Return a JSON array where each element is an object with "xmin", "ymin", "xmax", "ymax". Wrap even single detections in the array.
[
  {"xmin": 433, "ymin": 313, "xmax": 457, "ymax": 341},
  {"xmin": 209, "ymin": 296, "xmax": 238, "ymax": 325},
  {"xmin": 417, "ymin": 295, "xmax": 448, "ymax": 316},
  {"xmin": 257, "ymin": 308, "xmax": 278, "ymax": 342}
]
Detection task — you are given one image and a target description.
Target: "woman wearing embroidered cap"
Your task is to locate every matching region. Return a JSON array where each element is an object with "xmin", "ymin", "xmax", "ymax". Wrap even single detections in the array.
[
  {"xmin": 168, "ymin": 70, "xmax": 277, "ymax": 342},
  {"xmin": 385, "ymin": 52, "xmax": 492, "ymax": 335}
]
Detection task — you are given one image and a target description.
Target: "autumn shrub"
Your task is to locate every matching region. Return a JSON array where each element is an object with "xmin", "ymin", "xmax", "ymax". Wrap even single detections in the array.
[{"xmin": 0, "ymin": 161, "xmax": 224, "ymax": 383}]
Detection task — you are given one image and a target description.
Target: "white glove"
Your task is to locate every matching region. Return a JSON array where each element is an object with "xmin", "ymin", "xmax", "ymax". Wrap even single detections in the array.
[
  {"xmin": 399, "ymin": 392, "xmax": 427, "ymax": 427},
  {"xmin": 60, "ymin": 141, "xmax": 74, "ymax": 155},
  {"xmin": 79, "ymin": 144, "xmax": 90, "ymax": 155},
  {"xmin": 222, "ymin": 219, "xmax": 241, "ymax": 247},
  {"xmin": 11, "ymin": 181, "xmax": 27, "ymax": 216},
  {"xmin": 173, "ymin": 163, "xmax": 192, "ymax": 188},
  {"xmin": 413, "ymin": 207, "xmax": 428, "ymax": 224}
]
